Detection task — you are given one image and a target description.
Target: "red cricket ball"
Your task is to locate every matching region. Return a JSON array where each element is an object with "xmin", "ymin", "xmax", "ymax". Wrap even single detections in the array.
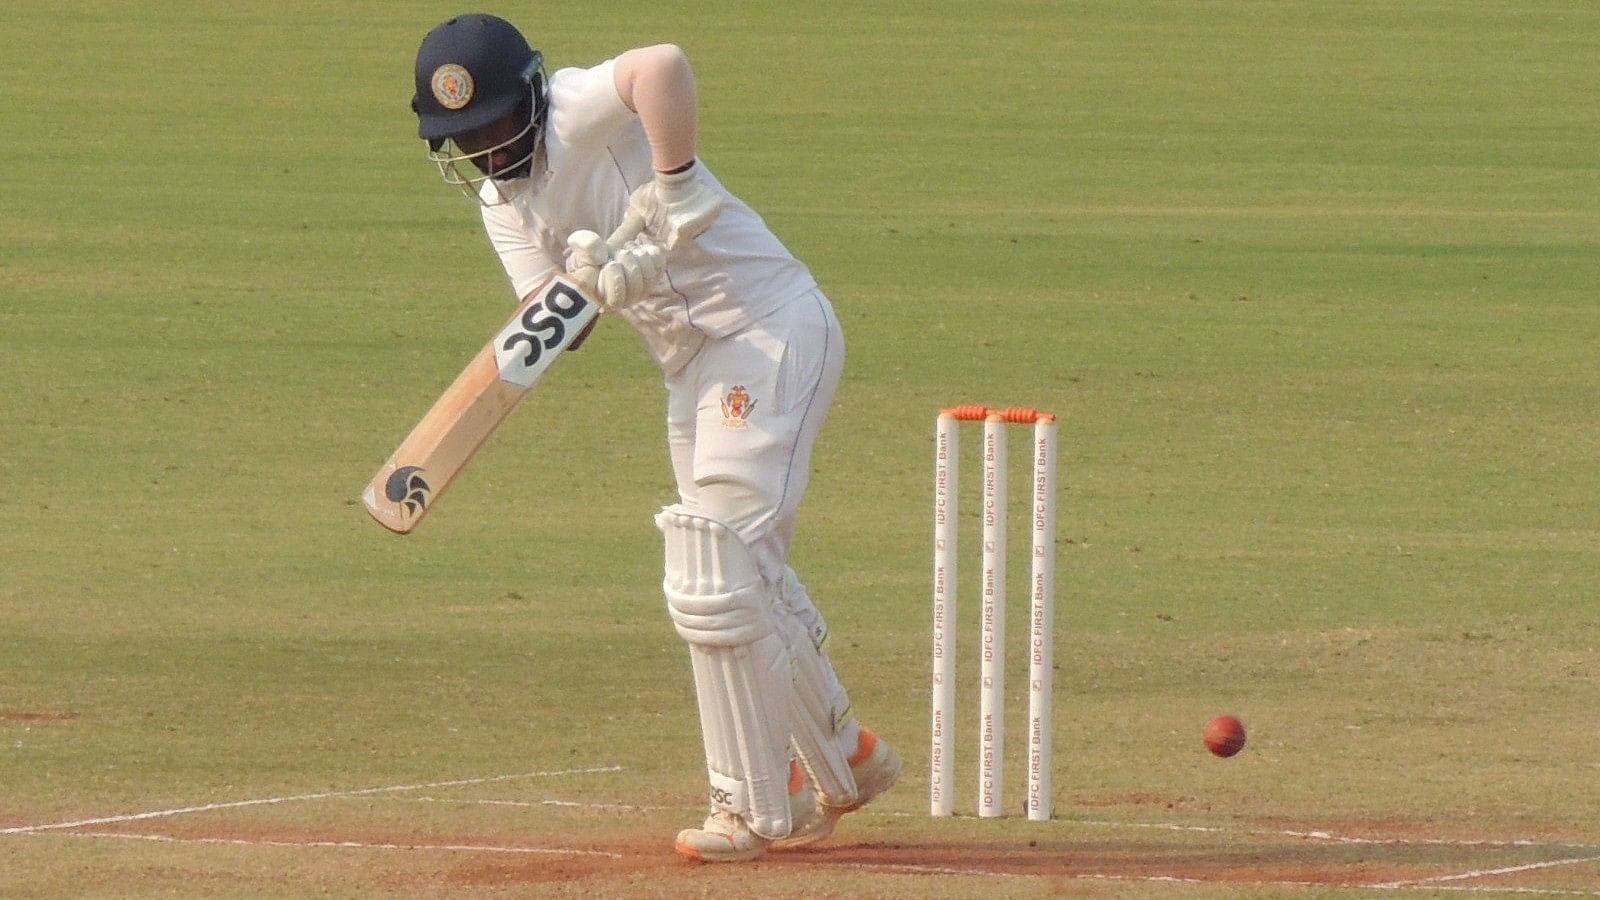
[{"xmin": 1204, "ymin": 715, "xmax": 1247, "ymax": 757}]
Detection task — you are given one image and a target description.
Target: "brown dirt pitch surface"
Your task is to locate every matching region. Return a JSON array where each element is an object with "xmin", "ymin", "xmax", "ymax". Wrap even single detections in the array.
[{"xmin": 8, "ymin": 783, "xmax": 1600, "ymax": 898}]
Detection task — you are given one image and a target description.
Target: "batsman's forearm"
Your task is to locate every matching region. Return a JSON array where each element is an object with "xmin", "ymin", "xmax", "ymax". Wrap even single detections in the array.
[{"xmin": 613, "ymin": 44, "xmax": 699, "ymax": 172}]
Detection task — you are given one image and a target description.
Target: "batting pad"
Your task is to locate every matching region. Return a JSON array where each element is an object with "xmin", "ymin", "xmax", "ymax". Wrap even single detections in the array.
[
  {"xmin": 658, "ymin": 506, "xmax": 796, "ymax": 840},
  {"xmin": 777, "ymin": 569, "xmax": 860, "ymax": 806}
]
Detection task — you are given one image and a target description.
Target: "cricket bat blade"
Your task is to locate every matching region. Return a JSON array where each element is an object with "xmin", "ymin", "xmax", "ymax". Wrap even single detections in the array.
[{"xmin": 361, "ymin": 274, "xmax": 600, "ymax": 534}]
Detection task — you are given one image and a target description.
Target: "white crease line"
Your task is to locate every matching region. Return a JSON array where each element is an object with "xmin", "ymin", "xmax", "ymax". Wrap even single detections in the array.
[
  {"xmin": 404, "ymin": 795, "xmax": 916, "ymax": 817},
  {"xmin": 0, "ymin": 765, "xmax": 624, "ymax": 835},
  {"xmin": 409, "ymin": 794, "xmax": 678, "ymax": 810},
  {"xmin": 1085, "ymin": 873, "xmax": 1600, "ymax": 896},
  {"xmin": 1074, "ymin": 818, "xmax": 1600, "ymax": 852},
  {"xmin": 834, "ymin": 866, "xmax": 1600, "ymax": 896},
  {"xmin": 1387, "ymin": 887, "xmax": 1600, "ymax": 897},
  {"xmin": 1373, "ymin": 853, "xmax": 1600, "ymax": 888},
  {"xmin": 830, "ymin": 862, "xmax": 1027, "ymax": 878},
  {"xmin": 1279, "ymin": 827, "xmax": 1574, "ymax": 849},
  {"xmin": 1075, "ymin": 873, "xmax": 1259, "ymax": 886},
  {"xmin": 55, "ymin": 830, "xmax": 620, "ymax": 858}
]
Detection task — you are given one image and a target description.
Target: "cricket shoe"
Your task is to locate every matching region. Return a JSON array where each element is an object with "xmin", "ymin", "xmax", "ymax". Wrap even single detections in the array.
[
  {"xmin": 773, "ymin": 727, "xmax": 902, "ymax": 850},
  {"xmin": 673, "ymin": 810, "xmax": 771, "ymax": 863},
  {"xmin": 674, "ymin": 762, "xmax": 814, "ymax": 863}
]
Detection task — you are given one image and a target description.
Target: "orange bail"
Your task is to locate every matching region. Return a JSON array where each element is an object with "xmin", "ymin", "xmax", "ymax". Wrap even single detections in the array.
[
  {"xmin": 940, "ymin": 404, "xmax": 991, "ymax": 421},
  {"xmin": 940, "ymin": 405, "xmax": 1054, "ymax": 424}
]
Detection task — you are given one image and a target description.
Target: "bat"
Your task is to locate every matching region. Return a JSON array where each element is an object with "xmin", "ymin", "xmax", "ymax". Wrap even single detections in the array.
[{"xmin": 362, "ymin": 273, "xmax": 600, "ymax": 534}]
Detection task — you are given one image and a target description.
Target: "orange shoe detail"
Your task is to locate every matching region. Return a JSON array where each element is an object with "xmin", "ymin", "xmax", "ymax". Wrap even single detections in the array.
[
  {"xmin": 772, "ymin": 728, "xmax": 902, "ymax": 850},
  {"xmin": 847, "ymin": 728, "xmax": 878, "ymax": 767}
]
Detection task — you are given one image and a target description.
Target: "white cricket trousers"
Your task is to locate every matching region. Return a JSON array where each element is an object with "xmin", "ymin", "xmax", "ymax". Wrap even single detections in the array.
[{"xmin": 664, "ymin": 287, "xmax": 844, "ymax": 631}]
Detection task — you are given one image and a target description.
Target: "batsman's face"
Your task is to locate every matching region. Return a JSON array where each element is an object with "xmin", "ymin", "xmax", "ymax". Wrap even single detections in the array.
[
  {"xmin": 450, "ymin": 111, "xmax": 536, "ymax": 180},
  {"xmin": 424, "ymin": 93, "xmax": 542, "ymax": 205}
]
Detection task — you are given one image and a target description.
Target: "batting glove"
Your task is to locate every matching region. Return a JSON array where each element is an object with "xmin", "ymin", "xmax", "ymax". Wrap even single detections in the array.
[
  {"xmin": 596, "ymin": 243, "xmax": 666, "ymax": 309},
  {"xmin": 564, "ymin": 229, "xmax": 611, "ymax": 297},
  {"xmin": 615, "ymin": 160, "xmax": 724, "ymax": 252},
  {"xmin": 653, "ymin": 162, "xmax": 722, "ymax": 248}
]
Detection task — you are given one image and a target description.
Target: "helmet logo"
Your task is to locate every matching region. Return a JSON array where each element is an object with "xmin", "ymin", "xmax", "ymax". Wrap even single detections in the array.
[{"xmin": 431, "ymin": 64, "xmax": 474, "ymax": 109}]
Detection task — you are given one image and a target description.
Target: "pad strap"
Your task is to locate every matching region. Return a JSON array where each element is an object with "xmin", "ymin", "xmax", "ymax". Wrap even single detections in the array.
[{"xmin": 776, "ymin": 568, "xmax": 860, "ymax": 806}]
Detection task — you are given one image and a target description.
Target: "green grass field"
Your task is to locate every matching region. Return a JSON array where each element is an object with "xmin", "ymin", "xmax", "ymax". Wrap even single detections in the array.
[{"xmin": 4, "ymin": 1, "xmax": 1598, "ymax": 896}]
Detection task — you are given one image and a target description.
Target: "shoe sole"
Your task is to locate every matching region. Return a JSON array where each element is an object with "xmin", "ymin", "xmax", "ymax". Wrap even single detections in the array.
[
  {"xmin": 769, "ymin": 808, "xmax": 844, "ymax": 849},
  {"xmin": 674, "ymin": 833, "xmax": 769, "ymax": 863}
]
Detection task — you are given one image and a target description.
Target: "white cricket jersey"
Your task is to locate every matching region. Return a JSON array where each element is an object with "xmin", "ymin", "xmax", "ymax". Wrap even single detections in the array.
[{"xmin": 479, "ymin": 58, "xmax": 817, "ymax": 374}]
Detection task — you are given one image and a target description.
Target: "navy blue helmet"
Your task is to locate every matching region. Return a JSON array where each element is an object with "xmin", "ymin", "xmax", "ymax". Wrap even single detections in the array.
[{"xmin": 412, "ymin": 13, "xmax": 545, "ymax": 143}]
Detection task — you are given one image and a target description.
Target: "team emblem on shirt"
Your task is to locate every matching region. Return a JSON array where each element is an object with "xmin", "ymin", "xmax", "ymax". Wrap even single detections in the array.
[
  {"xmin": 431, "ymin": 64, "xmax": 474, "ymax": 109},
  {"xmin": 721, "ymin": 385, "xmax": 757, "ymax": 429}
]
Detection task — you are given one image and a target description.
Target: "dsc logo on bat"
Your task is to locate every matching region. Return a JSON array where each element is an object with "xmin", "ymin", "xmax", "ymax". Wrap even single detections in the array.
[{"xmin": 492, "ymin": 278, "xmax": 597, "ymax": 388}]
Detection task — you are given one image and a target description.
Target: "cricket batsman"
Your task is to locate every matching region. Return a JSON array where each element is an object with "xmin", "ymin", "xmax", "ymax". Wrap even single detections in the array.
[{"xmin": 408, "ymin": 14, "xmax": 900, "ymax": 862}]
